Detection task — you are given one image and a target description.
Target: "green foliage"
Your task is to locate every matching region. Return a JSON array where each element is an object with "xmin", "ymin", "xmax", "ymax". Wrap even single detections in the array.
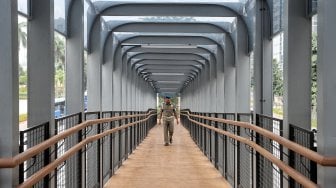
[
  {"xmin": 311, "ymin": 119, "xmax": 317, "ymax": 129},
  {"xmin": 54, "ymin": 33, "xmax": 65, "ymax": 67},
  {"xmin": 311, "ymin": 33, "xmax": 317, "ymax": 107},
  {"xmin": 54, "ymin": 32, "xmax": 66, "ymax": 98},
  {"xmin": 273, "ymin": 107, "xmax": 283, "ymax": 119},
  {"xmin": 19, "ymin": 114, "xmax": 27, "ymax": 122},
  {"xmin": 19, "ymin": 64, "xmax": 28, "ymax": 99},
  {"xmin": 272, "ymin": 59, "xmax": 283, "ymax": 97},
  {"xmin": 19, "ymin": 65, "xmax": 27, "ymax": 85}
]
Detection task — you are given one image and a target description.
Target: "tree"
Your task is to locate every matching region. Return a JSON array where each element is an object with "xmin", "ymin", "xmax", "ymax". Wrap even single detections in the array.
[
  {"xmin": 272, "ymin": 58, "xmax": 283, "ymax": 97},
  {"xmin": 54, "ymin": 33, "xmax": 65, "ymax": 70},
  {"xmin": 311, "ymin": 32, "xmax": 317, "ymax": 107},
  {"xmin": 19, "ymin": 65, "xmax": 27, "ymax": 85},
  {"xmin": 54, "ymin": 32, "xmax": 66, "ymax": 98}
]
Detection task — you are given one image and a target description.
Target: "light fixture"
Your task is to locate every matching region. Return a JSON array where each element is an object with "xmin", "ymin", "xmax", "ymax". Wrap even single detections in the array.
[
  {"xmin": 141, "ymin": 44, "xmax": 197, "ymax": 49},
  {"xmin": 156, "ymin": 81, "xmax": 181, "ymax": 84},
  {"xmin": 159, "ymin": 88, "xmax": 178, "ymax": 90},
  {"xmin": 151, "ymin": 73, "xmax": 185, "ymax": 76}
]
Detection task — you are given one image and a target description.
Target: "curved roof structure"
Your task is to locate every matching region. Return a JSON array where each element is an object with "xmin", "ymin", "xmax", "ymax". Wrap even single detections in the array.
[{"xmin": 52, "ymin": 0, "xmax": 264, "ymax": 97}]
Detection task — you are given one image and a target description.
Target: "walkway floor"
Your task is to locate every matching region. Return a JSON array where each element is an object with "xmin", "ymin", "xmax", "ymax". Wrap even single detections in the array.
[{"xmin": 105, "ymin": 122, "xmax": 230, "ymax": 188}]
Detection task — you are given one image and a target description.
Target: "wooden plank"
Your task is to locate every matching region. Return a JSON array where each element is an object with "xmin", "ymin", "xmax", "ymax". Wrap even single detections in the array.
[{"xmin": 105, "ymin": 122, "xmax": 230, "ymax": 188}]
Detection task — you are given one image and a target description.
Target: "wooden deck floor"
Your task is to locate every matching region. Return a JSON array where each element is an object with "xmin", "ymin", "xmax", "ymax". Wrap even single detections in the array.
[{"xmin": 105, "ymin": 122, "xmax": 230, "ymax": 188}]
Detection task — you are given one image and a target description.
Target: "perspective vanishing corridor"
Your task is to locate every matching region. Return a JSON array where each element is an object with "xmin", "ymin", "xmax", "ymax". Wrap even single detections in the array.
[{"xmin": 1, "ymin": 0, "xmax": 336, "ymax": 188}]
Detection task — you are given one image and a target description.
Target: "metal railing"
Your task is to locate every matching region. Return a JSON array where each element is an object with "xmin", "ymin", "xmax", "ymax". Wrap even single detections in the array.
[
  {"xmin": 19, "ymin": 122, "xmax": 50, "ymax": 187},
  {"xmin": 1, "ymin": 109, "xmax": 326, "ymax": 187},
  {"xmin": 289, "ymin": 124, "xmax": 317, "ymax": 188},
  {"xmin": 237, "ymin": 113, "xmax": 254, "ymax": 188},
  {"xmin": 180, "ymin": 110, "xmax": 336, "ymax": 188},
  {"xmin": 3, "ymin": 110, "xmax": 157, "ymax": 187},
  {"xmin": 255, "ymin": 114, "xmax": 283, "ymax": 188},
  {"xmin": 54, "ymin": 112, "xmax": 82, "ymax": 188}
]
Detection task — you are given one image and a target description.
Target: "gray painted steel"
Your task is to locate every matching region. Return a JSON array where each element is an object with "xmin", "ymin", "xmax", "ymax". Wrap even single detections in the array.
[
  {"xmin": 316, "ymin": 1, "xmax": 336, "ymax": 187},
  {"xmin": 0, "ymin": 1, "xmax": 19, "ymax": 186},
  {"xmin": 66, "ymin": 0, "xmax": 84, "ymax": 114},
  {"xmin": 27, "ymin": 0, "xmax": 55, "ymax": 128},
  {"xmin": 283, "ymin": 0, "xmax": 312, "ymax": 132},
  {"xmin": 254, "ymin": 0, "xmax": 273, "ymax": 116}
]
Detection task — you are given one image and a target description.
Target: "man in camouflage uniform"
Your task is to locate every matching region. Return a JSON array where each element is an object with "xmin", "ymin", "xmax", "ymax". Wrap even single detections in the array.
[{"xmin": 159, "ymin": 96, "xmax": 179, "ymax": 146}]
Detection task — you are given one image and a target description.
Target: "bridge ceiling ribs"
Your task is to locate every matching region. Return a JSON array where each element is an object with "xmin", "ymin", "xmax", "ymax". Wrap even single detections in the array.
[{"xmin": 84, "ymin": 0, "xmax": 255, "ymax": 97}]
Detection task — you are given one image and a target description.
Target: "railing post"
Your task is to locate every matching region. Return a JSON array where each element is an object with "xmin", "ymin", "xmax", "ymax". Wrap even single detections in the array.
[
  {"xmin": 130, "ymin": 112, "xmax": 133, "ymax": 154},
  {"xmin": 214, "ymin": 113, "xmax": 219, "ymax": 169},
  {"xmin": 97, "ymin": 112, "xmax": 102, "ymax": 188},
  {"xmin": 77, "ymin": 113, "xmax": 83, "ymax": 188},
  {"xmin": 136, "ymin": 112, "xmax": 139, "ymax": 146},
  {"xmin": 255, "ymin": 114, "xmax": 260, "ymax": 187},
  {"xmin": 44, "ymin": 123, "xmax": 51, "ymax": 187},
  {"xmin": 118, "ymin": 112, "xmax": 122, "ymax": 167},
  {"xmin": 111, "ymin": 112, "xmax": 116, "ymax": 175},
  {"xmin": 310, "ymin": 132, "xmax": 317, "ymax": 184},
  {"xmin": 19, "ymin": 132, "xmax": 24, "ymax": 184},
  {"xmin": 125, "ymin": 112, "xmax": 129, "ymax": 159}
]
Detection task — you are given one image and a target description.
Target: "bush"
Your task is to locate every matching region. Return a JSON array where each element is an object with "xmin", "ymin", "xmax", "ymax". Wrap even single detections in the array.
[
  {"xmin": 273, "ymin": 107, "xmax": 283, "ymax": 119},
  {"xmin": 19, "ymin": 114, "xmax": 27, "ymax": 122},
  {"xmin": 19, "ymin": 86, "xmax": 27, "ymax": 99},
  {"xmin": 311, "ymin": 119, "xmax": 317, "ymax": 129}
]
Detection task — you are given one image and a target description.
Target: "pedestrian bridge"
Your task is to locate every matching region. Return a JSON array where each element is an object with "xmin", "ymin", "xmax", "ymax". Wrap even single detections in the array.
[{"xmin": 1, "ymin": 0, "xmax": 336, "ymax": 187}]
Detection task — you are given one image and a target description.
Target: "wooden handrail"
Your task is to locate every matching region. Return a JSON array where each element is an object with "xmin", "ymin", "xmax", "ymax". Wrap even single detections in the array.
[
  {"xmin": 18, "ymin": 113, "xmax": 156, "ymax": 188},
  {"xmin": 181, "ymin": 111, "xmax": 336, "ymax": 167},
  {"xmin": 0, "ymin": 111, "xmax": 154, "ymax": 168},
  {"xmin": 183, "ymin": 115, "xmax": 317, "ymax": 188}
]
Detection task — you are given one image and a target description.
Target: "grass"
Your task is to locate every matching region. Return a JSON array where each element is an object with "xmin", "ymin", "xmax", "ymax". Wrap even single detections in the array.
[
  {"xmin": 273, "ymin": 107, "xmax": 283, "ymax": 119},
  {"xmin": 19, "ymin": 85, "xmax": 28, "ymax": 99},
  {"xmin": 19, "ymin": 113, "xmax": 27, "ymax": 122},
  {"xmin": 311, "ymin": 119, "xmax": 317, "ymax": 129},
  {"xmin": 19, "ymin": 93, "xmax": 27, "ymax": 99},
  {"xmin": 273, "ymin": 107, "xmax": 318, "ymax": 129}
]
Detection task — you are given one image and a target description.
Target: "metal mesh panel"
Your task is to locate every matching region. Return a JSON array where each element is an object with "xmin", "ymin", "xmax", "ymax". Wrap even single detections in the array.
[
  {"xmin": 289, "ymin": 124, "xmax": 317, "ymax": 187},
  {"xmin": 210, "ymin": 113, "xmax": 217, "ymax": 165},
  {"xmin": 19, "ymin": 122, "xmax": 50, "ymax": 187},
  {"xmin": 101, "ymin": 111, "xmax": 113, "ymax": 184},
  {"xmin": 120, "ymin": 111, "xmax": 127, "ymax": 161},
  {"xmin": 256, "ymin": 114, "xmax": 283, "ymax": 188},
  {"xmin": 237, "ymin": 113, "xmax": 253, "ymax": 188},
  {"xmin": 129, "ymin": 112, "xmax": 134, "ymax": 154},
  {"xmin": 205, "ymin": 113, "xmax": 211, "ymax": 159},
  {"xmin": 17, "ymin": 110, "xmax": 154, "ymax": 187},
  {"xmin": 216, "ymin": 113, "xmax": 225, "ymax": 176},
  {"xmin": 113, "ymin": 112, "xmax": 121, "ymax": 170},
  {"xmin": 125, "ymin": 112, "xmax": 131, "ymax": 159},
  {"xmin": 55, "ymin": 113, "xmax": 82, "ymax": 188},
  {"xmin": 224, "ymin": 113, "xmax": 236, "ymax": 187},
  {"xmin": 84, "ymin": 112, "xmax": 100, "ymax": 188}
]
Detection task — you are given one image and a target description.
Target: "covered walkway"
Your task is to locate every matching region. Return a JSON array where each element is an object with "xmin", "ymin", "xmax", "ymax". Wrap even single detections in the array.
[
  {"xmin": 1, "ymin": 0, "xmax": 336, "ymax": 188},
  {"xmin": 105, "ymin": 121, "xmax": 230, "ymax": 188}
]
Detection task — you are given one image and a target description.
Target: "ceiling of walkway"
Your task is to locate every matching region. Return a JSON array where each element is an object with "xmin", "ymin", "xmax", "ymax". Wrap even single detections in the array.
[
  {"xmin": 20, "ymin": 0, "xmax": 261, "ymax": 97},
  {"xmin": 16, "ymin": 1, "xmax": 318, "ymax": 97},
  {"xmin": 82, "ymin": 0, "xmax": 257, "ymax": 97}
]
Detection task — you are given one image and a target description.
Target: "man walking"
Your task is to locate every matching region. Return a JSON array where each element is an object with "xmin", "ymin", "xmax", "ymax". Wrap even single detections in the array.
[{"xmin": 159, "ymin": 96, "xmax": 179, "ymax": 146}]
